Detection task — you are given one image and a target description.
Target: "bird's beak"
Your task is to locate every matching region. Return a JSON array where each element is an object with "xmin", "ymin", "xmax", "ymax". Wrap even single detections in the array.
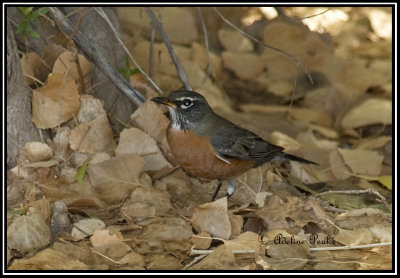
[{"xmin": 151, "ymin": 97, "xmax": 176, "ymax": 108}]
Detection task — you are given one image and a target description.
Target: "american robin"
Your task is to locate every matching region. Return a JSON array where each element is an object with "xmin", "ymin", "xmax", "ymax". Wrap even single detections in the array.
[{"xmin": 152, "ymin": 90, "xmax": 318, "ymax": 201}]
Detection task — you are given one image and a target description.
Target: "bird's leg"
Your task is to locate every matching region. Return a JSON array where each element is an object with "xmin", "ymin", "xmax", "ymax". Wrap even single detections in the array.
[
  {"xmin": 211, "ymin": 180, "xmax": 223, "ymax": 202},
  {"xmin": 226, "ymin": 179, "xmax": 236, "ymax": 197}
]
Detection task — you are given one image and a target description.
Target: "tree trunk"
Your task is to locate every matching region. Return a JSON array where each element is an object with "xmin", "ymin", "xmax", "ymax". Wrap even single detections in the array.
[{"xmin": 6, "ymin": 22, "xmax": 41, "ymax": 168}]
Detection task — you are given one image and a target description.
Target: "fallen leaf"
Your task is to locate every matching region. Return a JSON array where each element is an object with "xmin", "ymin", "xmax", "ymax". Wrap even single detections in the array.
[
  {"xmin": 71, "ymin": 218, "xmax": 105, "ymax": 240},
  {"xmin": 87, "ymin": 154, "xmax": 144, "ymax": 204},
  {"xmin": 218, "ymin": 29, "xmax": 254, "ymax": 52},
  {"xmin": 147, "ymin": 254, "xmax": 182, "ymax": 270},
  {"xmin": 118, "ymin": 251, "xmax": 145, "ymax": 267},
  {"xmin": 8, "ymin": 248, "xmax": 88, "ymax": 270},
  {"xmin": 222, "ymin": 51, "xmax": 265, "ymax": 80},
  {"xmin": 115, "ymin": 127, "xmax": 172, "ymax": 171},
  {"xmin": 69, "ymin": 114, "xmax": 116, "ymax": 153},
  {"xmin": 334, "ymin": 227, "xmax": 373, "ymax": 246},
  {"xmin": 341, "ymin": 98, "xmax": 392, "ymax": 129},
  {"xmin": 191, "ymin": 197, "xmax": 231, "ymax": 240},
  {"xmin": 191, "ymin": 231, "xmax": 212, "ymax": 249},
  {"xmin": 188, "ymin": 245, "xmax": 239, "ymax": 270},
  {"xmin": 288, "ymin": 108, "xmax": 333, "ymax": 127},
  {"xmin": 77, "ymin": 95, "xmax": 106, "ymax": 123},
  {"xmin": 32, "ymin": 73, "xmax": 80, "ymax": 129},
  {"xmin": 7, "ymin": 209, "xmax": 51, "ymax": 254},
  {"xmin": 21, "ymin": 52, "xmax": 48, "ymax": 86},
  {"xmin": 52, "ymin": 51, "xmax": 91, "ymax": 93},
  {"xmin": 90, "ymin": 229, "xmax": 132, "ymax": 260},
  {"xmin": 19, "ymin": 142, "xmax": 53, "ymax": 163}
]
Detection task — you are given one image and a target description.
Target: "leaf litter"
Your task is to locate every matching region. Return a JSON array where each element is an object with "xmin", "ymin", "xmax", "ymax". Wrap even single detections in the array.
[{"xmin": 7, "ymin": 7, "xmax": 392, "ymax": 270}]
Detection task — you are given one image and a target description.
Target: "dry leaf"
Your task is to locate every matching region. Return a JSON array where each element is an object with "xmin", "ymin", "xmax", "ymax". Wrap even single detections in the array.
[
  {"xmin": 115, "ymin": 127, "xmax": 172, "ymax": 171},
  {"xmin": 32, "ymin": 73, "xmax": 80, "ymax": 129},
  {"xmin": 19, "ymin": 142, "xmax": 53, "ymax": 163},
  {"xmin": 120, "ymin": 7, "xmax": 198, "ymax": 45},
  {"xmin": 191, "ymin": 231, "xmax": 212, "ymax": 249},
  {"xmin": 21, "ymin": 52, "xmax": 48, "ymax": 86},
  {"xmin": 71, "ymin": 218, "xmax": 106, "ymax": 240},
  {"xmin": 52, "ymin": 126, "xmax": 71, "ymax": 159},
  {"xmin": 52, "ymin": 51, "xmax": 91, "ymax": 85},
  {"xmin": 87, "ymin": 154, "xmax": 144, "ymax": 204},
  {"xmin": 342, "ymin": 98, "xmax": 392, "ymax": 129},
  {"xmin": 329, "ymin": 148, "xmax": 384, "ymax": 179},
  {"xmin": 288, "ymin": 108, "xmax": 333, "ymax": 127},
  {"xmin": 267, "ymin": 131, "xmax": 302, "ymax": 152},
  {"xmin": 8, "ymin": 248, "xmax": 88, "ymax": 270},
  {"xmin": 191, "ymin": 197, "xmax": 231, "ymax": 240},
  {"xmin": 21, "ymin": 160, "xmax": 58, "ymax": 168},
  {"xmin": 77, "ymin": 95, "xmax": 106, "ymax": 123},
  {"xmin": 126, "ymin": 186, "xmax": 171, "ymax": 217},
  {"xmin": 218, "ymin": 29, "xmax": 254, "ymax": 52},
  {"xmin": 369, "ymin": 224, "xmax": 392, "ymax": 242},
  {"xmin": 334, "ymin": 228, "xmax": 373, "ymax": 246},
  {"xmin": 225, "ymin": 231, "xmax": 263, "ymax": 252},
  {"xmin": 118, "ymin": 252, "xmax": 145, "ymax": 267},
  {"xmin": 222, "ymin": 51, "xmax": 265, "ymax": 80},
  {"xmin": 138, "ymin": 217, "xmax": 193, "ymax": 248},
  {"xmin": 121, "ymin": 202, "xmax": 156, "ymax": 223},
  {"xmin": 188, "ymin": 245, "xmax": 239, "ymax": 270},
  {"xmin": 147, "ymin": 254, "xmax": 182, "ymax": 270},
  {"xmin": 229, "ymin": 213, "xmax": 243, "ymax": 238},
  {"xmin": 69, "ymin": 114, "xmax": 116, "ymax": 153},
  {"xmin": 90, "ymin": 229, "xmax": 132, "ymax": 260},
  {"xmin": 262, "ymin": 229, "xmax": 310, "ymax": 270},
  {"xmin": 355, "ymin": 136, "xmax": 392, "ymax": 150},
  {"xmin": 7, "ymin": 210, "xmax": 51, "ymax": 254}
]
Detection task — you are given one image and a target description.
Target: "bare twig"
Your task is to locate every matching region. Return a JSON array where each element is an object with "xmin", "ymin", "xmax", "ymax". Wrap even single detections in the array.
[
  {"xmin": 94, "ymin": 7, "xmax": 163, "ymax": 95},
  {"xmin": 190, "ymin": 249, "xmax": 256, "ymax": 256},
  {"xmin": 315, "ymin": 188, "xmax": 387, "ymax": 204},
  {"xmin": 290, "ymin": 8, "xmax": 332, "ymax": 21},
  {"xmin": 74, "ymin": 53, "xmax": 86, "ymax": 94},
  {"xmin": 89, "ymin": 247, "xmax": 124, "ymax": 265},
  {"xmin": 182, "ymin": 253, "xmax": 208, "ymax": 270},
  {"xmin": 196, "ymin": 7, "xmax": 212, "ymax": 84},
  {"xmin": 23, "ymin": 73, "xmax": 45, "ymax": 86},
  {"xmin": 309, "ymin": 242, "xmax": 392, "ymax": 251},
  {"xmin": 144, "ymin": 8, "xmax": 192, "ymax": 91},
  {"xmin": 49, "ymin": 7, "xmax": 145, "ymax": 106},
  {"xmin": 149, "ymin": 27, "xmax": 155, "ymax": 78},
  {"xmin": 213, "ymin": 7, "xmax": 313, "ymax": 87},
  {"xmin": 189, "ymin": 241, "xmax": 392, "ymax": 256}
]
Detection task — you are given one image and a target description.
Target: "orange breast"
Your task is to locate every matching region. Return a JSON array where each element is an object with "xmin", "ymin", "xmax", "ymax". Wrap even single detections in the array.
[{"xmin": 167, "ymin": 127, "xmax": 254, "ymax": 180}]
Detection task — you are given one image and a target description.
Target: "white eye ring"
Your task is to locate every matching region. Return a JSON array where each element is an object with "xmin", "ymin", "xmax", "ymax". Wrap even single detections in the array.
[{"xmin": 180, "ymin": 98, "xmax": 194, "ymax": 109}]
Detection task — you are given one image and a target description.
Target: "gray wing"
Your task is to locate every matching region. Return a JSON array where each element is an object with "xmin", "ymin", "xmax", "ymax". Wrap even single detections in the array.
[{"xmin": 210, "ymin": 120, "xmax": 284, "ymax": 163}]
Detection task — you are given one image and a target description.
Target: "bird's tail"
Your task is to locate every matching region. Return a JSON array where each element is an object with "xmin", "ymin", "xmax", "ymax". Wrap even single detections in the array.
[{"xmin": 280, "ymin": 153, "xmax": 319, "ymax": 166}]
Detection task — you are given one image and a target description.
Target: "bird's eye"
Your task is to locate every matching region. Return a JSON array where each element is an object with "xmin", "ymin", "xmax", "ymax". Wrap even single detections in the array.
[{"xmin": 183, "ymin": 98, "xmax": 192, "ymax": 106}]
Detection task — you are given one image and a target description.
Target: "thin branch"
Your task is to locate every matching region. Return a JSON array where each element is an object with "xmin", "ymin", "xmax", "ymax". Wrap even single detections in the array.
[
  {"xmin": 196, "ymin": 7, "xmax": 212, "ymax": 84},
  {"xmin": 315, "ymin": 188, "xmax": 387, "ymax": 204},
  {"xmin": 213, "ymin": 7, "xmax": 313, "ymax": 87},
  {"xmin": 144, "ymin": 7, "xmax": 192, "ymax": 91},
  {"xmin": 182, "ymin": 253, "xmax": 208, "ymax": 270},
  {"xmin": 48, "ymin": 7, "xmax": 145, "ymax": 106},
  {"xmin": 190, "ymin": 249, "xmax": 256, "ymax": 256},
  {"xmin": 290, "ymin": 8, "xmax": 332, "ymax": 21},
  {"xmin": 309, "ymin": 242, "xmax": 392, "ymax": 251},
  {"xmin": 189, "ymin": 242, "xmax": 392, "ymax": 256},
  {"xmin": 23, "ymin": 73, "xmax": 45, "ymax": 86},
  {"xmin": 149, "ymin": 27, "xmax": 155, "ymax": 78},
  {"xmin": 94, "ymin": 7, "xmax": 163, "ymax": 95}
]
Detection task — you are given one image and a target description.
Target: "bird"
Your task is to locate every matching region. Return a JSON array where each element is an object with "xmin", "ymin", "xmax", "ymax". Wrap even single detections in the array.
[{"xmin": 151, "ymin": 90, "xmax": 318, "ymax": 201}]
